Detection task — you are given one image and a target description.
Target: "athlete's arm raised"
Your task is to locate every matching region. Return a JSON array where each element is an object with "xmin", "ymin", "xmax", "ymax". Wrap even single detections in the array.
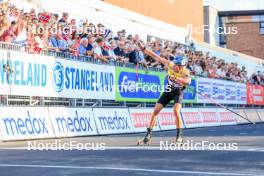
[{"xmin": 137, "ymin": 41, "xmax": 170, "ymax": 66}]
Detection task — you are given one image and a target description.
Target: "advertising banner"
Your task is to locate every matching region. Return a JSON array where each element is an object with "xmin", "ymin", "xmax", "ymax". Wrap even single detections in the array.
[
  {"xmin": 0, "ymin": 107, "xmax": 54, "ymax": 140},
  {"xmin": 225, "ymin": 82, "xmax": 237, "ymax": 102},
  {"xmin": 116, "ymin": 67, "xmax": 197, "ymax": 103},
  {"xmin": 93, "ymin": 108, "xmax": 134, "ymax": 134},
  {"xmin": 157, "ymin": 109, "xmax": 177, "ymax": 130},
  {"xmin": 199, "ymin": 108, "xmax": 220, "ymax": 127},
  {"xmin": 157, "ymin": 108, "xmax": 186, "ymax": 130},
  {"xmin": 246, "ymin": 84, "xmax": 264, "ymax": 105},
  {"xmin": 48, "ymin": 108, "xmax": 98, "ymax": 137},
  {"xmin": 236, "ymin": 83, "xmax": 247, "ymax": 104},
  {"xmin": 197, "ymin": 77, "xmax": 212, "ymax": 103},
  {"xmin": 0, "ymin": 50, "xmax": 115, "ymax": 99},
  {"xmin": 181, "ymin": 108, "xmax": 203, "ymax": 128},
  {"xmin": 197, "ymin": 77, "xmax": 247, "ymax": 104},
  {"xmin": 217, "ymin": 109, "xmax": 237, "ymax": 126},
  {"xmin": 129, "ymin": 108, "xmax": 160, "ymax": 132},
  {"xmin": 212, "ymin": 80, "xmax": 226, "ymax": 104},
  {"xmin": 115, "ymin": 67, "xmax": 166, "ymax": 102}
]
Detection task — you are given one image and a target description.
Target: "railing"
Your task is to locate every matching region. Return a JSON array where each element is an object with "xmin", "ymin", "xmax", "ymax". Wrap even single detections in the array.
[
  {"xmin": 0, "ymin": 42, "xmax": 164, "ymax": 73},
  {"xmin": 0, "ymin": 42, "xmax": 263, "ymax": 108}
]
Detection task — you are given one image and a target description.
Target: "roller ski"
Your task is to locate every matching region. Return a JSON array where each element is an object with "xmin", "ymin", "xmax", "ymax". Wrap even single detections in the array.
[
  {"xmin": 171, "ymin": 129, "xmax": 184, "ymax": 146},
  {"xmin": 137, "ymin": 128, "xmax": 152, "ymax": 146},
  {"xmin": 171, "ymin": 136, "xmax": 184, "ymax": 146}
]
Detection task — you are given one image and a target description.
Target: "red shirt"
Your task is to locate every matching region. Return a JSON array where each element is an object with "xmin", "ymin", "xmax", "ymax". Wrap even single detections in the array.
[{"xmin": 38, "ymin": 13, "xmax": 51, "ymax": 24}]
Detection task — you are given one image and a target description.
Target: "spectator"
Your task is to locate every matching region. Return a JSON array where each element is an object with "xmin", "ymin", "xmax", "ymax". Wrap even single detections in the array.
[
  {"xmin": 208, "ymin": 65, "xmax": 217, "ymax": 78},
  {"xmin": 58, "ymin": 12, "xmax": 68, "ymax": 24},
  {"xmin": 216, "ymin": 64, "xmax": 226, "ymax": 79},
  {"xmin": 57, "ymin": 33, "xmax": 69, "ymax": 52},
  {"xmin": 107, "ymin": 40, "xmax": 118, "ymax": 61},
  {"xmin": 193, "ymin": 60, "xmax": 203, "ymax": 76},
  {"xmin": 86, "ymin": 35, "xmax": 94, "ymax": 56},
  {"xmin": 79, "ymin": 37, "xmax": 88, "ymax": 56},
  {"xmin": 93, "ymin": 37, "xmax": 108, "ymax": 62},
  {"xmin": 114, "ymin": 39, "xmax": 126, "ymax": 59}
]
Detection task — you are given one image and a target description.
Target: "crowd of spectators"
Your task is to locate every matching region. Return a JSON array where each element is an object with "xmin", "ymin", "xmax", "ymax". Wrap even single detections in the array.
[{"xmin": 0, "ymin": 1, "xmax": 263, "ymax": 85}]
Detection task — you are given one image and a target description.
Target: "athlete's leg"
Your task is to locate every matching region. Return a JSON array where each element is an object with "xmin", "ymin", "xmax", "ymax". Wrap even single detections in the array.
[
  {"xmin": 173, "ymin": 103, "xmax": 183, "ymax": 140},
  {"xmin": 139, "ymin": 91, "xmax": 172, "ymax": 145},
  {"xmin": 172, "ymin": 88, "xmax": 184, "ymax": 143},
  {"xmin": 141, "ymin": 103, "xmax": 163, "ymax": 144},
  {"xmin": 148, "ymin": 103, "xmax": 163, "ymax": 129}
]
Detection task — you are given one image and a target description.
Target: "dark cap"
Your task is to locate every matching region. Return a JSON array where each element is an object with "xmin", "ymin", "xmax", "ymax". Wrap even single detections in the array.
[{"xmin": 96, "ymin": 37, "xmax": 104, "ymax": 43}]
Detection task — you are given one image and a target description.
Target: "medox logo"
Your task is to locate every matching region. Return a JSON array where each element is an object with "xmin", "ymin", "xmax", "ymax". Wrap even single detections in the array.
[
  {"xmin": 98, "ymin": 111, "xmax": 131, "ymax": 131},
  {"xmin": 55, "ymin": 110, "xmax": 94, "ymax": 133},
  {"xmin": 53, "ymin": 61, "xmax": 64, "ymax": 92},
  {"xmin": 3, "ymin": 111, "xmax": 49, "ymax": 136}
]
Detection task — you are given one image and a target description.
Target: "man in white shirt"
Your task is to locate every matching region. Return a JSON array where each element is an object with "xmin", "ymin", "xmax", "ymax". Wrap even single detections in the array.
[{"xmin": 93, "ymin": 37, "xmax": 108, "ymax": 62}]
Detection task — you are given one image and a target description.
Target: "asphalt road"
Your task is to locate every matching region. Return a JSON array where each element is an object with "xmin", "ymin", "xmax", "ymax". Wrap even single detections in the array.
[{"xmin": 0, "ymin": 124, "xmax": 263, "ymax": 176}]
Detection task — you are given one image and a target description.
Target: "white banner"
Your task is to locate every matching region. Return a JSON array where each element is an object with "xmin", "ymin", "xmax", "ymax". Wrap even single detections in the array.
[
  {"xmin": 217, "ymin": 109, "xmax": 237, "ymax": 126},
  {"xmin": 197, "ymin": 77, "xmax": 247, "ymax": 104},
  {"xmin": 129, "ymin": 108, "xmax": 160, "ymax": 132},
  {"xmin": 225, "ymin": 82, "xmax": 237, "ymax": 103},
  {"xmin": 93, "ymin": 108, "xmax": 134, "ymax": 134},
  {"xmin": 0, "ymin": 107, "xmax": 54, "ymax": 140},
  {"xmin": 236, "ymin": 83, "xmax": 247, "ymax": 104},
  {"xmin": 199, "ymin": 108, "xmax": 220, "ymax": 127},
  {"xmin": 181, "ymin": 108, "xmax": 203, "ymax": 128},
  {"xmin": 0, "ymin": 50, "xmax": 115, "ymax": 99},
  {"xmin": 197, "ymin": 77, "xmax": 212, "ymax": 103},
  {"xmin": 48, "ymin": 108, "xmax": 98, "ymax": 137},
  {"xmin": 212, "ymin": 79, "xmax": 226, "ymax": 104}
]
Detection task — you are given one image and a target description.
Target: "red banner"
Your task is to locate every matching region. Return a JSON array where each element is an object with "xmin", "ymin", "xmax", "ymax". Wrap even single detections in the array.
[{"xmin": 246, "ymin": 83, "xmax": 264, "ymax": 105}]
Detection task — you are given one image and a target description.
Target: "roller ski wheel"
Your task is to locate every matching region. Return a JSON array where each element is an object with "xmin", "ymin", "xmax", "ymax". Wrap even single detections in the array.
[
  {"xmin": 171, "ymin": 136, "xmax": 184, "ymax": 146},
  {"xmin": 137, "ymin": 137, "xmax": 152, "ymax": 146},
  {"xmin": 137, "ymin": 128, "xmax": 152, "ymax": 146}
]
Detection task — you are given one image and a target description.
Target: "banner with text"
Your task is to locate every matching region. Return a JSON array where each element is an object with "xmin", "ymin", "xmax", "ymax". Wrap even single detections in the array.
[
  {"xmin": 48, "ymin": 108, "xmax": 98, "ymax": 137},
  {"xmin": 197, "ymin": 77, "xmax": 247, "ymax": 104},
  {"xmin": 93, "ymin": 108, "xmax": 134, "ymax": 134},
  {"xmin": 246, "ymin": 83, "xmax": 264, "ymax": 105},
  {"xmin": 0, "ymin": 50, "xmax": 115, "ymax": 99},
  {"xmin": 0, "ymin": 107, "xmax": 54, "ymax": 140},
  {"xmin": 116, "ymin": 67, "xmax": 197, "ymax": 103},
  {"xmin": 129, "ymin": 108, "xmax": 161, "ymax": 132},
  {"xmin": 115, "ymin": 67, "xmax": 166, "ymax": 102}
]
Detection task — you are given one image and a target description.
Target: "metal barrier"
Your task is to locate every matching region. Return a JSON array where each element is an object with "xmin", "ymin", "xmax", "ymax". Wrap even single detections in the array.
[
  {"xmin": 0, "ymin": 42, "xmax": 263, "ymax": 108},
  {"xmin": 0, "ymin": 42, "xmax": 163, "ymax": 72}
]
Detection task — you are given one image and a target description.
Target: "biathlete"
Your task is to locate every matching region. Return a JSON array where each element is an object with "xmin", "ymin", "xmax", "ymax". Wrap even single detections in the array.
[{"xmin": 137, "ymin": 41, "xmax": 191, "ymax": 145}]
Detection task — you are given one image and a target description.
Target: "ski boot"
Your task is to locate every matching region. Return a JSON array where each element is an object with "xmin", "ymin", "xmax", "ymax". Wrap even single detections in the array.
[{"xmin": 137, "ymin": 128, "xmax": 152, "ymax": 146}]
